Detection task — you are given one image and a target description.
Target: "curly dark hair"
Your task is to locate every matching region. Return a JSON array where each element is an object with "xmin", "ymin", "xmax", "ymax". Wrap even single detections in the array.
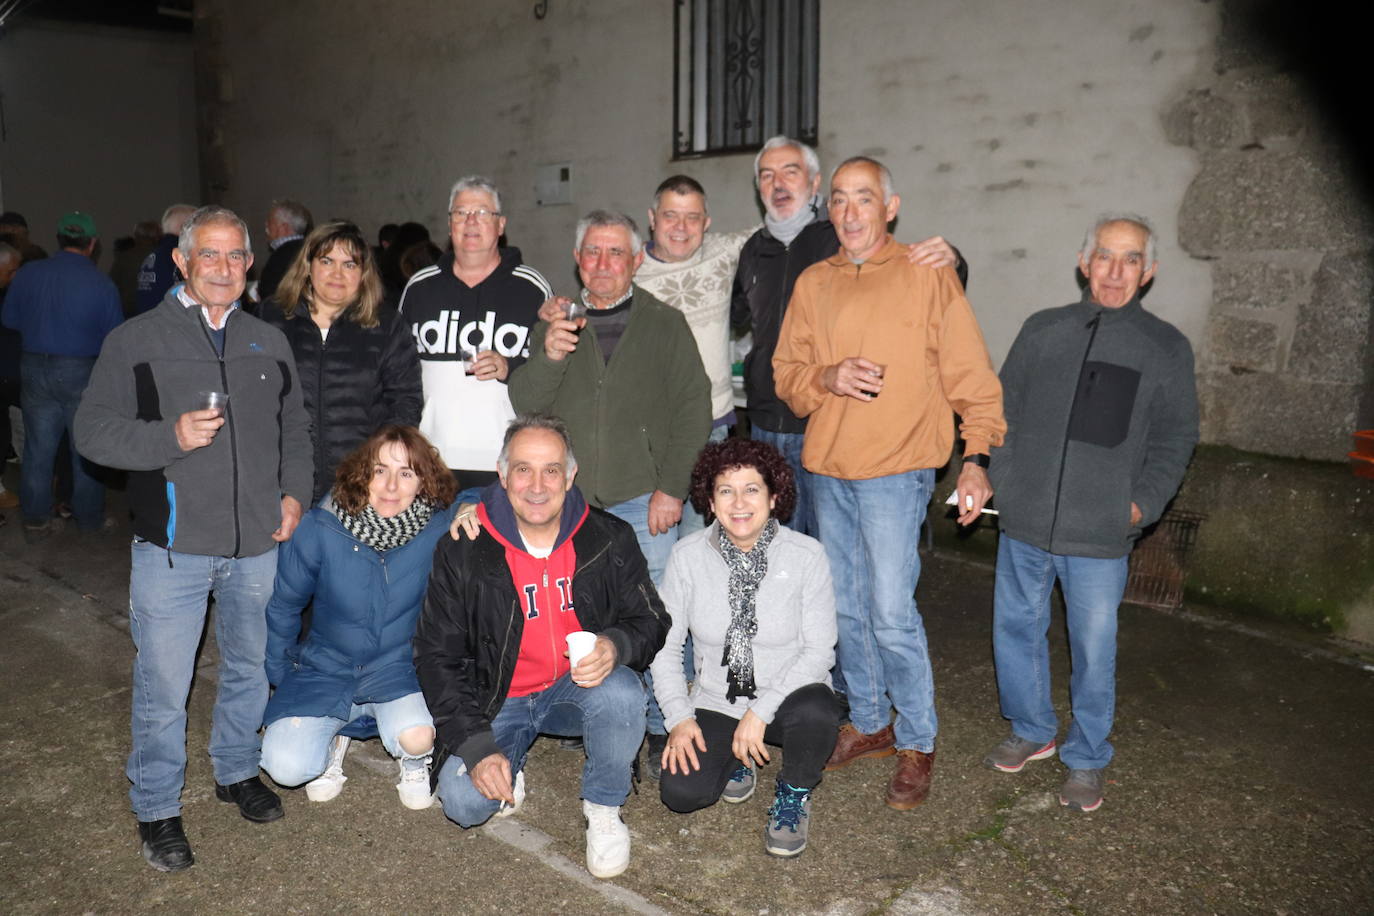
[
  {"xmin": 688, "ymin": 437, "xmax": 796, "ymax": 523},
  {"xmin": 332, "ymin": 425, "xmax": 457, "ymax": 515}
]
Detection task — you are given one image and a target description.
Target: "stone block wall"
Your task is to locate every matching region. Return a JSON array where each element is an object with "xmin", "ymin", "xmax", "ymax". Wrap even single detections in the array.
[{"xmin": 1169, "ymin": 3, "xmax": 1374, "ymax": 462}]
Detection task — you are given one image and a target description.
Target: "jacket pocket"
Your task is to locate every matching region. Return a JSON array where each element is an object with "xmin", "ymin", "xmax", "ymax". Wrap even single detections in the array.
[{"xmin": 1067, "ymin": 361, "xmax": 1139, "ymax": 449}]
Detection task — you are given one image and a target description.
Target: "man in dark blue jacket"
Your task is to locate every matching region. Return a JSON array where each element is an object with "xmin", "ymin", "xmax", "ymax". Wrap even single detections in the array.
[
  {"xmin": 984, "ymin": 214, "xmax": 1199, "ymax": 813},
  {"xmin": 2, "ymin": 211, "xmax": 122, "ymax": 535}
]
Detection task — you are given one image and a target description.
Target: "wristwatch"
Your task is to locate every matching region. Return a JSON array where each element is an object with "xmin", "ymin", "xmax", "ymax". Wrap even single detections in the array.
[{"xmin": 962, "ymin": 453, "xmax": 990, "ymax": 469}]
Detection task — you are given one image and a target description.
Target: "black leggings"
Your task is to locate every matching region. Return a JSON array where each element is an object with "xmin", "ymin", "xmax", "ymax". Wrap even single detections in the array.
[{"xmin": 660, "ymin": 682, "xmax": 839, "ymax": 813}]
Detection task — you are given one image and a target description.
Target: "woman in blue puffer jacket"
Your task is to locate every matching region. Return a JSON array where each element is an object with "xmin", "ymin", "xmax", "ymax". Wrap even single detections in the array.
[{"xmin": 260, "ymin": 425, "xmax": 456, "ymax": 810}]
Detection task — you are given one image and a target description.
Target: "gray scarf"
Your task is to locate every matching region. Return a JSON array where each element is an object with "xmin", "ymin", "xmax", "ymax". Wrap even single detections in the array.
[
  {"xmin": 764, "ymin": 198, "xmax": 822, "ymax": 247},
  {"xmin": 719, "ymin": 518, "xmax": 779, "ymax": 702}
]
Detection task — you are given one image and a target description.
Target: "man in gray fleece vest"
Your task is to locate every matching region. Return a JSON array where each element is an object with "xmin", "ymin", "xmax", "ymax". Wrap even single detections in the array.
[
  {"xmin": 982, "ymin": 214, "xmax": 1198, "ymax": 813},
  {"xmin": 76, "ymin": 206, "xmax": 313, "ymax": 872}
]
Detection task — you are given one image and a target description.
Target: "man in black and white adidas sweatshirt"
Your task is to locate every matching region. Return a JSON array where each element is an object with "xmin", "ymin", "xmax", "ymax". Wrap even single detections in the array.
[
  {"xmin": 983, "ymin": 214, "xmax": 1198, "ymax": 814},
  {"xmin": 399, "ymin": 176, "xmax": 552, "ymax": 494}
]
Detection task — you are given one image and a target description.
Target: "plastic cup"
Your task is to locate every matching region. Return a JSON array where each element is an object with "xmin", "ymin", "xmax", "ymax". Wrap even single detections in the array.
[
  {"xmin": 566, "ymin": 631, "xmax": 597, "ymax": 673},
  {"xmin": 565, "ymin": 300, "xmax": 588, "ymax": 322},
  {"xmin": 460, "ymin": 348, "xmax": 477, "ymax": 375},
  {"xmin": 199, "ymin": 391, "xmax": 229, "ymax": 416}
]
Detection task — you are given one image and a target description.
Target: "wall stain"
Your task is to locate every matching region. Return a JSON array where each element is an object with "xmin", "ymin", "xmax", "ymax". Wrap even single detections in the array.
[
  {"xmin": 936, "ymin": 163, "xmax": 954, "ymax": 173},
  {"xmin": 985, "ymin": 178, "xmax": 1026, "ymax": 192},
  {"xmin": 1130, "ymin": 24, "xmax": 1155, "ymax": 42}
]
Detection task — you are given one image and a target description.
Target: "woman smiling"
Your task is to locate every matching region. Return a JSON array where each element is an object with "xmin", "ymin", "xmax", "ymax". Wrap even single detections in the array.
[{"xmin": 651, "ymin": 438, "xmax": 839, "ymax": 858}]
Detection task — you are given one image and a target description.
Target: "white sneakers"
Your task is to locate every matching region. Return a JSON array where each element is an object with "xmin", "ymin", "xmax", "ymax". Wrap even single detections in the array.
[
  {"xmin": 396, "ymin": 755, "xmax": 435, "ymax": 810},
  {"xmin": 305, "ymin": 736, "xmax": 350, "ymax": 802},
  {"xmin": 582, "ymin": 800, "xmax": 631, "ymax": 879},
  {"xmin": 493, "ymin": 770, "xmax": 527, "ymax": 819}
]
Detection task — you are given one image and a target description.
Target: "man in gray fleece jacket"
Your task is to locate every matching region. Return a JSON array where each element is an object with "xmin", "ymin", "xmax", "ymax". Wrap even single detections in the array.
[
  {"xmin": 75, "ymin": 206, "xmax": 313, "ymax": 873},
  {"xmin": 983, "ymin": 214, "xmax": 1198, "ymax": 813}
]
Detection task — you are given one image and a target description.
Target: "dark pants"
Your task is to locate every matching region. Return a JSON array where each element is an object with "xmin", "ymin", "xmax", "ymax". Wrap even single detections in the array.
[{"xmin": 660, "ymin": 683, "xmax": 839, "ymax": 813}]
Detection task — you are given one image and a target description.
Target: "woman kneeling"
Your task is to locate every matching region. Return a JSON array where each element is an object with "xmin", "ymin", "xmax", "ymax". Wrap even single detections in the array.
[
  {"xmin": 261, "ymin": 425, "xmax": 456, "ymax": 809},
  {"xmin": 651, "ymin": 438, "xmax": 839, "ymax": 857}
]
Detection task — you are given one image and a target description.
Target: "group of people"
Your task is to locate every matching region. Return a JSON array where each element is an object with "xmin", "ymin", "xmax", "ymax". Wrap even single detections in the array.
[{"xmin": 7, "ymin": 131, "xmax": 1198, "ymax": 882}]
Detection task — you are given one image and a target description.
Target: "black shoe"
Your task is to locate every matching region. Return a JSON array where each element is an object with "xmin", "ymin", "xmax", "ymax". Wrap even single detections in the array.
[
  {"xmin": 644, "ymin": 733, "xmax": 667, "ymax": 781},
  {"xmin": 215, "ymin": 775, "xmax": 284, "ymax": 823},
  {"xmin": 138, "ymin": 816, "xmax": 194, "ymax": 872}
]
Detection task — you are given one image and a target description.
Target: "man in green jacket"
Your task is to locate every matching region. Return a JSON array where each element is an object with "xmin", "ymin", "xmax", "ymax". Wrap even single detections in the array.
[{"xmin": 509, "ymin": 209, "xmax": 710, "ymax": 585}]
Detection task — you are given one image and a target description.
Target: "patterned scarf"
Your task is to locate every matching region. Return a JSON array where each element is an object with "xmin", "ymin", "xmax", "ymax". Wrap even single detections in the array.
[
  {"xmin": 334, "ymin": 499, "xmax": 435, "ymax": 552},
  {"xmin": 719, "ymin": 518, "xmax": 778, "ymax": 702}
]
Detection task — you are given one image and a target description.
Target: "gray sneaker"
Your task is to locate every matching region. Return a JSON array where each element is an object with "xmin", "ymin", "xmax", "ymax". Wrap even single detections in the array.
[
  {"xmin": 983, "ymin": 734, "xmax": 1056, "ymax": 773},
  {"xmin": 720, "ymin": 763, "xmax": 756, "ymax": 804},
  {"xmin": 1059, "ymin": 768, "xmax": 1105, "ymax": 812},
  {"xmin": 764, "ymin": 778, "xmax": 811, "ymax": 858}
]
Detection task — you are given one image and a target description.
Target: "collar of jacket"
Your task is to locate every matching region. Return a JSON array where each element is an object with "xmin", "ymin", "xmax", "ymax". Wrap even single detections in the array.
[
  {"xmin": 823, "ymin": 234, "xmax": 903, "ymax": 270},
  {"xmin": 1073, "ymin": 287, "xmax": 1145, "ymax": 324}
]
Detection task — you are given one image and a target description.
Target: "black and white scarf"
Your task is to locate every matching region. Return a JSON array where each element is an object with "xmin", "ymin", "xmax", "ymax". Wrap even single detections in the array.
[
  {"xmin": 334, "ymin": 499, "xmax": 435, "ymax": 552},
  {"xmin": 719, "ymin": 518, "xmax": 778, "ymax": 702}
]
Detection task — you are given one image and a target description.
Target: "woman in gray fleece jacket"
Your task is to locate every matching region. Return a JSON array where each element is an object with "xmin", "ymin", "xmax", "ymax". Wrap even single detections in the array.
[{"xmin": 651, "ymin": 438, "xmax": 839, "ymax": 858}]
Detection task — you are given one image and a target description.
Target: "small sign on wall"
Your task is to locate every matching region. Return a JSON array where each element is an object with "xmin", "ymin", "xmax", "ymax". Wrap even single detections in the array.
[{"xmin": 535, "ymin": 162, "xmax": 572, "ymax": 206}]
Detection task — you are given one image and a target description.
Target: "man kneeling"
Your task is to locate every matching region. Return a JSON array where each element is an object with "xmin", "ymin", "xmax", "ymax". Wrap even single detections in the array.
[{"xmin": 415, "ymin": 413, "xmax": 669, "ymax": 879}]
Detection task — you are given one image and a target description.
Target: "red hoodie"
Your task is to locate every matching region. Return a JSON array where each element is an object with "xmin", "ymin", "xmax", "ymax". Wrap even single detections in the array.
[{"xmin": 478, "ymin": 500, "xmax": 587, "ymax": 697}]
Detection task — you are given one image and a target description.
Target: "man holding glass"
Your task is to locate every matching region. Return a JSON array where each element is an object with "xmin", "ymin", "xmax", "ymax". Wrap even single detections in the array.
[
  {"xmin": 75, "ymin": 206, "xmax": 313, "ymax": 873},
  {"xmin": 773, "ymin": 157, "xmax": 1004, "ymax": 811}
]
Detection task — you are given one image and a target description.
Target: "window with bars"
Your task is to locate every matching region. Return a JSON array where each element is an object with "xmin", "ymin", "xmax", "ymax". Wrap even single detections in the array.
[{"xmin": 672, "ymin": 0, "xmax": 820, "ymax": 159}]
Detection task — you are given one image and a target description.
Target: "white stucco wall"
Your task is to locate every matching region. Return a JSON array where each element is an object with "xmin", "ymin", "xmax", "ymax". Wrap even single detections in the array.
[
  {"xmin": 0, "ymin": 21, "xmax": 198, "ymax": 268},
  {"xmin": 207, "ymin": 0, "xmax": 1217, "ymax": 362}
]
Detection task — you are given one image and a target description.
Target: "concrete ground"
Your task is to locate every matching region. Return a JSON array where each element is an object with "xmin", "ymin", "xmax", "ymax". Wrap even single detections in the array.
[{"xmin": 1, "ymin": 479, "xmax": 1371, "ymax": 915}]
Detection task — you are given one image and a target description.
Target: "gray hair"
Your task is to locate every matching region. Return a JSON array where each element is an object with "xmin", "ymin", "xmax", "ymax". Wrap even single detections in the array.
[
  {"xmin": 268, "ymin": 199, "xmax": 312, "ymax": 235},
  {"xmin": 1081, "ymin": 213, "xmax": 1157, "ymax": 266},
  {"xmin": 830, "ymin": 155, "xmax": 895, "ymax": 203},
  {"xmin": 178, "ymin": 206, "xmax": 252, "ymax": 260},
  {"xmin": 497, "ymin": 413, "xmax": 578, "ymax": 481},
  {"xmin": 160, "ymin": 204, "xmax": 196, "ymax": 235},
  {"xmin": 448, "ymin": 175, "xmax": 503, "ymax": 216},
  {"xmin": 574, "ymin": 210, "xmax": 643, "ymax": 255},
  {"xmin": 753, "ymin": 135, "xmax": 822, "ymax": 187},
  {"xmin": 0, "ymin": 241, "xmax": 19, "ymax": 266}
]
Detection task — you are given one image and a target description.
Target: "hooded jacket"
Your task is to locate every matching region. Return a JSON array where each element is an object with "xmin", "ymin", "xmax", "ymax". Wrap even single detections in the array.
[
  {"xmin": 398, "ymin": 247, "xmax": 551, "ymax": 471},
  {"xmin": 989, "ymin": 292, "xmax": 1199, "ymax": 558},
  {"xmin": 414, "ymin": 481, "xmax": 669, "ymax": 780}
]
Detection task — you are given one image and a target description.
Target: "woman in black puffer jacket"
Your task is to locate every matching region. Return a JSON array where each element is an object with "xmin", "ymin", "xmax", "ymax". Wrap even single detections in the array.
[{"xmin": 261, "ymin": 221, "xmax": 422, "ymax": 504}]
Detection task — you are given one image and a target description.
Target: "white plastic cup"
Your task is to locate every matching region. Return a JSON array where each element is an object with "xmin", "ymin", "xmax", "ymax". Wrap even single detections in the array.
[{"xmin": 566, "ymin": 631, "xmax": 597, "ymax": 673}]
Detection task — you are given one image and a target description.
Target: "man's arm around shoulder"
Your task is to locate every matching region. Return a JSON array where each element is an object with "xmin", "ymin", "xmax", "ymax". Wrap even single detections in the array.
[{"xmin": 591, "ymin": 511, "xmax": 670, "ymax": 670}]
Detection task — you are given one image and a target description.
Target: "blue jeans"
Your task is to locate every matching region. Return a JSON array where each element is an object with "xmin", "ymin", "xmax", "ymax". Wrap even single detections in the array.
[
  {"xmin": 992, "ymin": 534, "xmax": 1128, "ymax": 770},
  {"xmin": 813, "ymin": 469, "xmax": 936, "ymax": 752},
  {"xmin": 436, "ymin": 667, "xmax": 645, "ymax": 827},
  {"xmin": 606, "ymin": 491, "xmax": 678, "ymax": 736},
  {"xmin": 750, "ymin": 428, "xmax": 817, "ymax": 540},
  {"xmin": 260, "ymin": 692, "xmax": 434, "ymax": 787},
  {"xmin": 678, "ymin": 424, "xmax": 730, "ymax": 537},
  {"xmin": 126, "ymin": 540, "xmax": 278, "ymax": 821},
  {"xmin": 20, "ymin": 353, "xmax": 104, "ymax": 528}
]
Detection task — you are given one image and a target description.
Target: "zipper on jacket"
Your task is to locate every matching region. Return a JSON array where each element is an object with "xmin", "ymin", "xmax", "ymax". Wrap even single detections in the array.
[
  {"xmin": 1047, "ymin": 311, "xmax": 1101, "ymax": 550},
  {"xmin": 199, "ymin": 316, "xmax": 242, "ymax": 556}
]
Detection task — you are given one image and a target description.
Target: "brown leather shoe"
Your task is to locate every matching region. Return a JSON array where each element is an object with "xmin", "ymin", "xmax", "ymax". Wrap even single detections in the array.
[
  {"xmin": 823, "ymin": 723, "xmax": 896, "ymax": 771},
  {"xmin": 885, "ymin": 748, "xmax": 935, "ymax": 810}
]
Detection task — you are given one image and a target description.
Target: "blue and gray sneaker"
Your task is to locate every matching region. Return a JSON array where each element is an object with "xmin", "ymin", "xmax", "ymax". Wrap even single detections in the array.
[
  {"xmin": 764, "ymin": 778, "xmax": 812, "ymax": 857},
  {"xmin": 721, "ymin": 763, "xmax": 756, "ymax": 804}
]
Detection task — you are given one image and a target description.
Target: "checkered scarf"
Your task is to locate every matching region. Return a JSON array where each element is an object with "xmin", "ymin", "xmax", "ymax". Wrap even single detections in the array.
[
  {"xmin": 334, "ymin": 499, "xmax": 434, "ymax": 552},
  {"xmin": 718, "ymin": 518, "xmax": 778, "ymax": 702}
]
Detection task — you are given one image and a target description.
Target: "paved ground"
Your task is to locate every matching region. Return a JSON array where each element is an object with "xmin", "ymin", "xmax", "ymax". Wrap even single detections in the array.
[{"xmin": 1, "ymin": 482, "xmax": 1370, "ymax": 915}]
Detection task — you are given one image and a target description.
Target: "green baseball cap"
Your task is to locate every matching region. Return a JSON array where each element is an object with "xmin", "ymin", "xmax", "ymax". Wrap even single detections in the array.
[{"xmin": 57, "ymin": 211, "xmax": 98, "ymax": 237}]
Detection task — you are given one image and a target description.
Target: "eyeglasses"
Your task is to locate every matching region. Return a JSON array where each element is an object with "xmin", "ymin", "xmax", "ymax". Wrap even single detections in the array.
[{"xmin": 450, "ymin": 208, "xmax": 502, "ymax": 224}]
